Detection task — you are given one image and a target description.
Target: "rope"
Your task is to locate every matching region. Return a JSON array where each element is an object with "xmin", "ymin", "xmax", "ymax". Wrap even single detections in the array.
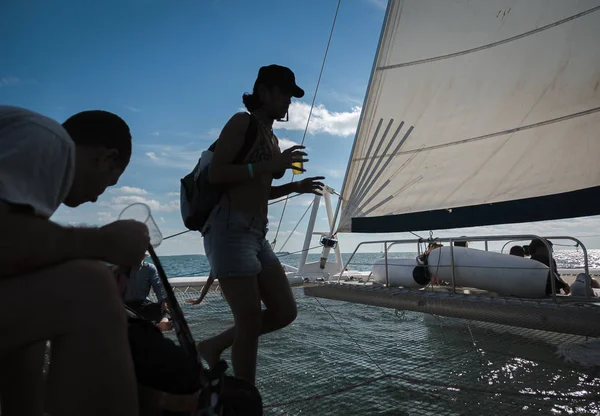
[
  {"xmin": 159, "ymin": 196, "xmax": 303, "ymax": 242},
  {"xmin": 277, "ymin": 200, "xmax": 315, "ymax": 254},
  {"xmin": 163, "ymin": 229, "xmax": 191, "ymax": 241},
  {"xmin": 271, "ymin": 0, "xmax": 342, "ymax": 250},
  {"xmin": 268, "ymin": 193, "xmax": 303, "ymax": 206},
  {"xmin": 276, "ymin": 245, "xmax": 322, "ymax": 258}
]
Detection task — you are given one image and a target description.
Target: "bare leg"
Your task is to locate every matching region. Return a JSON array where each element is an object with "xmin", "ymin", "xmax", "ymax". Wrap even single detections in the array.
[
  {"xmin": 196, "ymin": 263, "xmax": 297, "ymax": 377},
  {"xmin": 207, "ymin": 274, "xmax": 262, "ymax": 384},
  {"xmin": 0, "ymin": 342, "xmax": 46, "ymax": 416},
  {"xmin": 0, "ymin": 260, "xmax": 138, "ymax": 416}
]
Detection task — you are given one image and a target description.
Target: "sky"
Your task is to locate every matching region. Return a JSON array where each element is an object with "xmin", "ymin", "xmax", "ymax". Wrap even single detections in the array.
[{"xmin": 2, "ymin": 0, "xmax": 599, "ymax": 258}]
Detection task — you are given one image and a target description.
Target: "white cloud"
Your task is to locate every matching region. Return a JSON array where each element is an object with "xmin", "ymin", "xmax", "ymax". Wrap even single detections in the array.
[
  {"xmin": 142, "ymin": 144, "xmax": 201, "ymax": 170},
  {"xmin": 101, "ymin": 195, "xmax": 180, "ymax": 213},
  {"xmin": 325, "ymin": 169, "xmax": 345, "ymax": 179},
  {"xmin": 278, "ymin": 138, "xmax": 300, "ymax": 150},
  {"xmin": 300, "ymin": 197, "xmax": 326, "ymax": 207},
  {"xmin": 110, "ymin": 186, "xmax": 149, "ymax": 195},
  {"xmin": 126, "ymin": 106, "xmax": 141, "ymax": 113},
  {"xmin": 167, "ymin": 191, "xmax": 180, "ymax": 197},
  {"xmin": 326, "ymin": 89, "xmax": 364, "ymax": 106},
  {"xmin": 366, "ymin": 0, "xmax": 386, "ymax": 10},
  {"xmin": 274, "ymin": 102, "xmax": 361, "ymax": 137},
  {"xmin": 205, "ymin": 128, "xmax": 221, "ymax": 139},
  {"xmin": 0, "ymin": 77, "xmax": 21, "ymax": 88},
  {"xmin": 151, "ymin": 132, "xmax": 160, "ymax": 136},
  {"xmin": 97, "ymin": 211, "xmax": 116, "ymax": 223}
]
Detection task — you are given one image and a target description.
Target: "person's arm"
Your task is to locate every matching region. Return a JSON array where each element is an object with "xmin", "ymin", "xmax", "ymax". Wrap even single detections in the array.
[
  {"xmin": 269, "ymin": 182, "xmax": 299, "ymax": 200},
  {"xmin": 0, "ymin": 119, "xmax": 107, "ymax": 277},
  {"xmin": 270, "ymin": 176, "xmax": 326, "ymax": 200},
  {"xmin": 148, "ymin": 264, "xmax": 167, "ymax": 306},
  {"xmin": 208, "ymin": 113, "xmax": 277, "ymax": 184},
  {"xmin": 0, "ymin": 124, "xmax": 150, "ymax": 278},
  {"xmin": 0, "ymin": 202, "xmax": 106, "ymax": 278}
]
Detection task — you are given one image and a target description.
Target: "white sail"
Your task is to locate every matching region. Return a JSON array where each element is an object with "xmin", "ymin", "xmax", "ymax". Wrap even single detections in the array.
[{"xmin": 338, "ymin": 0, "xmax": 600, "ymax": 233}]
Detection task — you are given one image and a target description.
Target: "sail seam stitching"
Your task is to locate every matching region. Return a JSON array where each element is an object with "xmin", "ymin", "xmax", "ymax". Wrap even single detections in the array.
[
  {"xmin": 353, "ymin": 106, "xmax": 600, "ymax": 161},
  {"xmin": 377, "ymin": 4, "xmax": 600, "ymax": 71}
]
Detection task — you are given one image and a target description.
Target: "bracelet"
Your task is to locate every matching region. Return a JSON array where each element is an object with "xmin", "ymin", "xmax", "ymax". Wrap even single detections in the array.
[{"xmin": 248, "ymin": 163, "xmax": 254, "ymax": 179}]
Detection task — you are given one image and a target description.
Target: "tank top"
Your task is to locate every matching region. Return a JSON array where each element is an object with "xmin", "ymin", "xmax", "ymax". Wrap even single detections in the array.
[{"xmin": 246, "ymin": 117, "xmax": 278, "ymax": 163}]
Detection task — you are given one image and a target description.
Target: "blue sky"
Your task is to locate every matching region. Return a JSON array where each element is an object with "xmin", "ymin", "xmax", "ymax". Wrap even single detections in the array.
[{"xmin": 2, "ymin": 0, "xmax": 599, "ymax": 257}]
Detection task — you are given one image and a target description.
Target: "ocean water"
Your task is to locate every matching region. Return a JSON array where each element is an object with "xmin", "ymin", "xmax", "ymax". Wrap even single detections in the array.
[
  {"xmin": 151, "ymin": 251, "xmax": 600, "ymax": 415},
  {"xmin": 156, "ymin": 250, "xmax": 600, "ymax": 278}
]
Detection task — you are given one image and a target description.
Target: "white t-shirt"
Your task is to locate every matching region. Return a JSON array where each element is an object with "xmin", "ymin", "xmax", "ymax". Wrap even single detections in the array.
[
  {"xmin": 0, "ymin": 105, "xmax": 75, "ymax": 219},
  {"xmin": 570, "ymin": 273, "xmax": 598, "ymax": 298}
]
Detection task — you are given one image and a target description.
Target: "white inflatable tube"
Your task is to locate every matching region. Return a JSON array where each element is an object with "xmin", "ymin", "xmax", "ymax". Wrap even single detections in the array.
[
  {"xmin": 371, "ymin": 257, "xmax": 430, "ymax": 288},
  {"xmin": 427, "ymin": 247, "xmax": 550, "ymax": 298}
]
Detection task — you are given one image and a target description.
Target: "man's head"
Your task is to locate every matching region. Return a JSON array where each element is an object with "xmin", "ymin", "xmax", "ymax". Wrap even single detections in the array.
[
  {"xmin": 242, "ymin": 65, "xmax": 304, "ymax": 120},
  {"xmin": 61, "ymin": 110, "xmax": 132, "ymax": 207},
  {"xmin": 529, "ymin": 238, "xmax": 552, "ymax": 257},
  {"xmin": 509, "ymin": 245, "xmax": 525, "ymax": 257},
  {"xmin": 454, "ymin": 237, "xmax": 468, "ymax": 248}
]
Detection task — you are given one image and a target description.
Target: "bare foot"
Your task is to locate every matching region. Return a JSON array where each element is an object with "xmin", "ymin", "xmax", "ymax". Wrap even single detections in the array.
[{"xmin": 196, "ymin": 339, "xmax": 221, "ymax": 370}]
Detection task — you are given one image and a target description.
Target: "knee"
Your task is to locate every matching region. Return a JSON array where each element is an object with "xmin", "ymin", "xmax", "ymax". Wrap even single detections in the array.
[
  {"xmin": 274, "ymin": 302, "xmax": 297, "ymax": 329},
  {"xmin": 59, "ymin": 260, "xmax": 126, "ymax": 324}
]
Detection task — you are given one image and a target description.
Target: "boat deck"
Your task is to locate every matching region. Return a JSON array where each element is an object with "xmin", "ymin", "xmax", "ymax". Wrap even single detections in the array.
[
  {"xmin": 303, "ymin": 283, "xmax": 600, "ymax": 338},
  {"xmin": 176, "ymin": 287, "xmax": 599, "ymax": 415}
]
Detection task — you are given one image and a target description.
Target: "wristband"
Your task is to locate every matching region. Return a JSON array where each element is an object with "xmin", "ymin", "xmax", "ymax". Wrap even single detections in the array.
[{"xmin": 248, "ymin": 163, "xmax": 254, "ymax": 179}]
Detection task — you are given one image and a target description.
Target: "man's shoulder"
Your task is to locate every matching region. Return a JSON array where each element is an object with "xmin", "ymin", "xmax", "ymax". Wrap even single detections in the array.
[
  {"xmin": 141, "ymin": 261, "xmax": 157, "ymax": 271},
  {"xmin": 530, "ymin": 254, "xmax": 549, "ymax": 264},
  {"xmin": 0, "ymin": 105, "xmax": 73, "ymax": 149}
]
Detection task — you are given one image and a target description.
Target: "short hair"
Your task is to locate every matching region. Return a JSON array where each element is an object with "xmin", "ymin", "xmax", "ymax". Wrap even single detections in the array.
[
  {"xmin": 62, "ymin": 110, "xmax": 132, "ymax": 165},
  {"xmin": 509, "ymin": 245, "xmax": 525, "ymax": 257},
  {"xmin": 529, "ymin": 238, "xmax": 552, "ymax": 255},
  {"xmin": 454, "ymin": 237, "xmax": 468, "ymax": 247}
]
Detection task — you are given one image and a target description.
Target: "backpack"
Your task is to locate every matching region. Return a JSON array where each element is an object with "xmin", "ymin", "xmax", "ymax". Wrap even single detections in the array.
[{"xmin": 180, "ymin": 114, "xmax": 258, "ymax": 231}]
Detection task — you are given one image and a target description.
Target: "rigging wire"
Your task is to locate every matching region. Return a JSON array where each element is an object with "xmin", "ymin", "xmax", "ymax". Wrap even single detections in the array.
[
  {"xmin": 276, "ymin": 245, "xmax": 323, "ymax": 258},
  {"xmin": 277, "ymin": 200, "xmax": 315, "ymax": 254},
  {"xmin": 161, "ymin": 194, "xmax": 303, "ymax": 241},
  {"xmin": 271, "ymin": 0, "xmax": 343, "ymax": 250}
]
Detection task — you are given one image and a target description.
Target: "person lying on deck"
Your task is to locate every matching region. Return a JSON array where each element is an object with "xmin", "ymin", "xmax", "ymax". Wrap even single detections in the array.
[
  {"xmin": 113, "ymin": 252, "xmax": 172, "ymax": 331},
  {"xmin": 528, "ymin": 238, "xmax": 570, "ymax": 296},
  {"xmin": 0, "ymin": 105, "xmax": 147, "ymax": 416},
  {"xmin": 453, "ymin": 238, "xmax": 468, "ymax": 248},
  {"xmin": 570, "ymin": 273, "xmax": 600, "ymax": 297}
]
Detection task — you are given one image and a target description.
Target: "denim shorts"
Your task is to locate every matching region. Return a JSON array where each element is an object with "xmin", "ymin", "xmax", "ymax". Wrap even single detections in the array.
[{"xmin": 202, "ymin": 205, "xmax": 280, "ymax": 278}]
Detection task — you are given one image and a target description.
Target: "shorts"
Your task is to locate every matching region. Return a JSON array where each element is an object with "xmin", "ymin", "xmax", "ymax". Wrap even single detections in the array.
[{"xmin": 202, "ymin": 205, "xmax": 280, "ymax": 278}]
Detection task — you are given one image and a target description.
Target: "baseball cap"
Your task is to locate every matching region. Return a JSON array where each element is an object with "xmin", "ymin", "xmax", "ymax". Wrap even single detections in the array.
[{"xmin": 254, "ymin": 65, "xmax": 304, "ymax": 98}]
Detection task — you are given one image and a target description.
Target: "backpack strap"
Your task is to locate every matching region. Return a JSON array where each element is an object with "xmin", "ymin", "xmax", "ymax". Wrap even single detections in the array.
[
  {"xmin": 233, "ymin": 113, "xmax": 258, "ymax": 164},
  {"xmin": 206, "ymin": 113, "xmax": 258, "ymax": 163}
]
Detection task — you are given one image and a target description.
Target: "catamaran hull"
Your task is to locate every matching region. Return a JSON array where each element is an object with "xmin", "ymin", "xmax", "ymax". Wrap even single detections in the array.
[
  {"xmin": 427, "ymin": 247, "xmax": 550, "ymax": 298},
  {"xmin": 371, "ymin": 257, "xmax": 430, "ymax": 288}
]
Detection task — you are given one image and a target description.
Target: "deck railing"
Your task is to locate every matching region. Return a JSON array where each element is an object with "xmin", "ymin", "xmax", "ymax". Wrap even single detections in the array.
[{"xmin": 339, "ymin": 234, "xmax": 595, "ymax": 302}]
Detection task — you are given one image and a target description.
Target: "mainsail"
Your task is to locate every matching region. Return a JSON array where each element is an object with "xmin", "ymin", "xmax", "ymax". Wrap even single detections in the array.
[{"xmin": 338, "ymin": 0, "xmax": 600, "ymax": 233}]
